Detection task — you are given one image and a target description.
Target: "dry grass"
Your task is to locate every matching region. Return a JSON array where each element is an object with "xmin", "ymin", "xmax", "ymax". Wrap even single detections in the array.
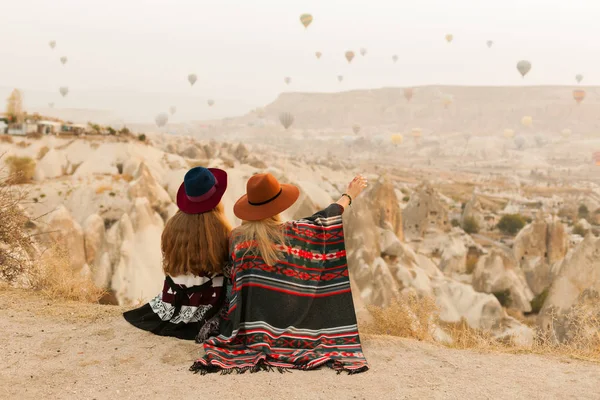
[
  {"xmin": 16, "ymin": 141, "xmax": 31, "ymax": 148},
  {"xmin": 95, "ymin": 184, "xmax": 113, "ymax": 194},
  {"xmin": 0, "ymin": 166, "xmax": 34, "ymax": 283},
  {"xmin": 37, "ymin": 146, "xmax": 50, "ymax": 160},
  {"xmin": 4, "ymin": 156, "xmax": 36, "ymax": 184},
  {"xmin": 28, "ymin": 246, "xmax": 106, "ymax": 303},
  {"xmin": 0, "ymin": 135, "xmax": 13, "ymax": 143},
  {"xmin": 363, "ymin": 292, "xmax": 438, "ymax": 341},
  {"xmin": 362, "ymin": 291, "xmax": 600, "ymax": 363},
  {"xmin": 1, "ymin": 159, "xmax": 104, "ymax": 304}
]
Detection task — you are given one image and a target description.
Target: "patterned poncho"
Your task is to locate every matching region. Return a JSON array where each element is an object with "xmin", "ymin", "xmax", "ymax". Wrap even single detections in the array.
[
  {"xmin": 190, "ymin": 203, "xmax": 368, "ymax": 374},
  {"xmin": 123, "ymin": 272, "xmax": 227, "ymax": 342}
]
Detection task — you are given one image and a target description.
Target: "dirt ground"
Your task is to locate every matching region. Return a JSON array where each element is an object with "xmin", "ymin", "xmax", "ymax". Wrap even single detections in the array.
[{"xmin": 1, "ymin": 288, "xmax": 599, "ymax": 400}]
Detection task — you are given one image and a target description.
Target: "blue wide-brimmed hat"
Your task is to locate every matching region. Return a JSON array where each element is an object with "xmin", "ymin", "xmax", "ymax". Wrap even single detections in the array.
[{"xmin": 176, "ymin": 167, "xmax": 227, "ymax": 214}]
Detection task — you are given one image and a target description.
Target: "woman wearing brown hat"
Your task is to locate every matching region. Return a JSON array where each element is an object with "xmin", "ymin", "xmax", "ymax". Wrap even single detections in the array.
[
  {"xmin": 191, "ymin": 173, "xmax": 370, "ymax": 374},
  {"xmin": 123, "ymin": 167, "xmax": 232, "ymax": 341}
]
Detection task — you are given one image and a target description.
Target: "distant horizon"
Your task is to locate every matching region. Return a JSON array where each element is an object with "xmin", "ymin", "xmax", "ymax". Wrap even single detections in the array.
[{"xmin": 3, "ymin": 83, "xmax": 599, "ymax": 125}]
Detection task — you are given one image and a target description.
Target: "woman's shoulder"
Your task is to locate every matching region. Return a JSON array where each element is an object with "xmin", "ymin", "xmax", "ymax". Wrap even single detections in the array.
[{"xmin": 293, "ymin": 203, "xmax": 344, "ymax": 225}]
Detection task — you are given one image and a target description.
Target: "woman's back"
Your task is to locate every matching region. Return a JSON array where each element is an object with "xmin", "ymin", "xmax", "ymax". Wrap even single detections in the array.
[{"xmin": 196, "ymin": 202, "xmax": 368, "ymax": 374}]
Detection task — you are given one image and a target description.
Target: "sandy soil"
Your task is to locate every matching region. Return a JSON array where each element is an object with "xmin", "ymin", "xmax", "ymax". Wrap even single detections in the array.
[{"xmin": 1, "ymin": 289, "xmax": 599, "ymax": 400}]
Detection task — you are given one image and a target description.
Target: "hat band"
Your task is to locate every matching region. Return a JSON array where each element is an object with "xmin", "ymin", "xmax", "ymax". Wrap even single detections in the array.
[
  {"xmin": 187, "ymin": 185, "xmax": 216, "ymax": 202},
  {"xmin": 248, "ymin": 188, "xmax": 283, "ymax": 206},
  {"xmin": 186, "ymin": 176, "xmax": 219, "ymax": 203}
]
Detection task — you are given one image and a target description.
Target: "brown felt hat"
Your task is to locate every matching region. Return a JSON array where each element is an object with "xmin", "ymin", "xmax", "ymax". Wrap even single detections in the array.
[{"xmin": 234, "ymin": 173, "xmax": 300, "ymax": 221}]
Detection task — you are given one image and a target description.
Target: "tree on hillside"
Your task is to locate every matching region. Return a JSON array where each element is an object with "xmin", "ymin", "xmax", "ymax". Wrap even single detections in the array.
[{"xmin": 6, "ymin": 89, "xmax": 24, "ymax": 123}]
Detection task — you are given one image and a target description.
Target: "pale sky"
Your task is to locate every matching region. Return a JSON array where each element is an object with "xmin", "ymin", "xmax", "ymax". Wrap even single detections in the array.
[{"xmin": 1, "ymin": 0, "xmax": 599, "ymax": 122}]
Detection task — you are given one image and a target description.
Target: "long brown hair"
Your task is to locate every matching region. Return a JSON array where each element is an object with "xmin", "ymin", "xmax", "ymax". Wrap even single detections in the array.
[
  {"xmin": 161, "ymin": 203, "xmax": 232, "ymax": 276},
  {"xmin": 233, "ymin": 215, "xmax": 287, "ymax": 266}
]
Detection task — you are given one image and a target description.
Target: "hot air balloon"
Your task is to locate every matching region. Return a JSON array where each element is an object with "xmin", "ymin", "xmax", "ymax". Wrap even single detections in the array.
[
  {"xmin": 514, "ymin": 136, "xmax": 525, "ymax": 150},
  {"xmin": 561, "ymin": 128, "xmax": 572, "ymax": 138},
  {"xmin": 517, "ymin": 60, "xmax": 532, "ymax": 78},
  {"xmin": 503, "ymin": 129, "xmax": 515, "ymax": 139},
  {"xmin": 521, "ymin": 116, "xmax": 533, "ymax": 128},
  {"xmin": 279, "ymin": 112, "xmax": 294, "ymax": 130},
  {"xmin": 404, "ymin": 88, "xmax": 413, "ymax": 102},
  {"xmin": 534, "ymin": 134, "xmax": 546, "ymax": 147},
  {"xmin": 60, "ymin": 56, "xmax": 68, "ymax": 65},
  {"xmin": 573, "ymin": 89, "xmax": 586, "ymax": 104},
  {"xmin": 576, "ymin": 74, "xmax": 583, "ymax": 84},
  {"xmin": 315, "ymin": 51, "xmax": 322, "ymax": 59},
  {"xmin": 411, "ymin": 128, "xmax": 422, "ymax": 142},
  {"xmin": 593, "ymin": 150, "xmax": 600, "ymax": 166},
  {"xmin": 300, "ymin": 13, "xmax": 313, "ymax": 29},
  {"xmin": 284, "ymin": 77, "xmax": 291, "ymax": 85},
  {"xmin": 255, "ymin": 108, "xmax": 266, "ymax": 119},
  {"xmin": 49, "ymin": 40, "xmax": 56, "ymax": 49},
  {"xmin": 345, "ymin": 51, "xmax": 355, "ymax": 63},
  {"xmin": 442, "ymin": 94, "xmax": 453, "ymax": 108},
  {"xmin": 155, "ymin": 112, "xmax": 168, "ymax": 128},
  {"xmin": 338, "ymin": 75, "xmax": 344, "ymax": 82},
  {"xmin": 486, "ymin": 40, "xmax": 493, "ymax": 48},
  {"xmin": 392, "ymin": 55, "xmax": 398, "ymax": 63},
  {"xmin": 48, "ymin": 102, "xmax": 54, "ymax": 108},
  {"xmin": 59, "ymin": 86, "xmax": 69, "ymax": 97},
  {"xmin": 360, "ymin": 48, "xmax": 367, "ymax": 56},
  {"xmin": 169, "ymin": 106, "xmax": 176, "ymax": 115},
  {"xmin": 207, "ymin": 99, "xmax": 215, "ymax": 107},
  {"xmin": 352, "ymin": 124, "xmax": 361, "ymax": 135},
  {"xmin": 445, "ymin": 34, "xmax": 453, "ymax": 43},
  {"xmin": 391, "ymin": 134, "xmax": 403, "ymax": 145},
  {"xmin": 188, "ymin": 74, "xmax": 197, "ymax": 86}
]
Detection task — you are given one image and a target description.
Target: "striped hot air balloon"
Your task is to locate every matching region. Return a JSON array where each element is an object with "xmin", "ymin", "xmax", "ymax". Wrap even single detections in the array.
[
  {"xmin": 300, "ymin": 14, "xmax": 313, "ymax": 29},
  {"xmin": 573, "ymin": 89, "xmax": 586, "ymax": 104},
  {"xmin": 279, "ymin": 112, "xmax": 294, "ymax": 130}
]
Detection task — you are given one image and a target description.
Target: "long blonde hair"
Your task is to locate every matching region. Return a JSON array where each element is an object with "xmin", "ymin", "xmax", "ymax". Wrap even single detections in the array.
[
  {"xmin": 233, "ymin": 215, "xmax": 287, "ymax": 266},
  {"xmin": 161, "ymin": 203, "xmax": 232, "ymax": 276}
]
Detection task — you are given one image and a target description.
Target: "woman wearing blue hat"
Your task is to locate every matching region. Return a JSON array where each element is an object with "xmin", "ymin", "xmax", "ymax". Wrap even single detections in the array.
[{"xmin": 123, "ymin": 167, "xmax": 232, "ymax": 341}]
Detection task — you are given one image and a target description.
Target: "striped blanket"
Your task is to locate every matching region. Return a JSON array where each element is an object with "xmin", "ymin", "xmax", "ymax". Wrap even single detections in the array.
[{"xmin": 190, "ymin": 203, "xmax": 368, "ymax": 374}]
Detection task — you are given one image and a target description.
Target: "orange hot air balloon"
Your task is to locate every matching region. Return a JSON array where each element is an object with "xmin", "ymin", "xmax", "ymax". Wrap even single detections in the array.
[
  {"xmin": 315, "ymin": 51, "xmax": 322, "ymax": 59},
  {"xmin": 345, "ymin": 51, "xmax": 355, "ymax": 63},
  {"xmin": 404, "ymin": 88, "xmax": 413, "ymax": 102},
  {"xmin": 573, "ymin": 89, "xmax": 586, "ymax": 104}
]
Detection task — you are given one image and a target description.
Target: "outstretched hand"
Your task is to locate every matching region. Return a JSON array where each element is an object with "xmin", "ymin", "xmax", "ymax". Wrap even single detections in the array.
[{"xmin": 346, "ymin": 175, "xmax": 368, "ymax": 200}]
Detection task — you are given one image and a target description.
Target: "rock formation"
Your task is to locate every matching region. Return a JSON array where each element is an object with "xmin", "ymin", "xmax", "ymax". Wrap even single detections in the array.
[
  {"xmin": 539, "ymin": 234, "xmax": 600, "ymax": 342},
  {"xmin": 513, "ymin": 214, "xmax": 568, "ymax": 295},
  {"xmin": 472, "ymin": 249, "xmax": 534, "ymax": 312},
  {"xmin": 403, "ymin": 182, "xmax": 450, "ymax": 240}
]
